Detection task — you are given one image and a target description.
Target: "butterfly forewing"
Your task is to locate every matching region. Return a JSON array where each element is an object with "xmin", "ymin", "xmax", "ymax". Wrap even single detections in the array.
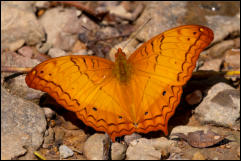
[{"xmin": 126, "ymin": 25, "xmax": 213, "ymax": 135}]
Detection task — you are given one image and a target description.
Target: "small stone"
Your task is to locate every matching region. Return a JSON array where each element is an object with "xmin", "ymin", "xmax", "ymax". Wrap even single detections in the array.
[
  {"xmin": 76, "ymin": 10, "xmax": 82, "ymax": 17},
  {"xmin": 108, "ymin": 5, "xmax": 132, "ymax": 19},
  {"xmin": 83, "ymin": 133, "xmax": 106, "ymax": 160},
  {"xmin": 111, "ymin": 142, "xmax": 127, "ymax": 160},
  {"xmin": 48, "ymin": 48, "xmax": 67, "ymax": 58},
  {"xmin": 59, "ymin": 145, "xmax": 74, "ymax": 159},
  {"xmin": 18, "ymin": 46, "xmax": 33, "ymax": 58},
  {"xmin": 185, "ymin": 90, "xmax": 203, "ymax": 105},
  {"xmin": 43, "ymin": 107, "xmax": 55, "ymax": 119},
  {"xmin": 87, "ymin": 50, "xmax": 94, "ymax": 55}
]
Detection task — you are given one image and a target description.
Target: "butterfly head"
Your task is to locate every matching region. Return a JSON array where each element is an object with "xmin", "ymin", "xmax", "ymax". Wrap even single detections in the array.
[{"xmin": 115, "ymin": 48, "xmax": 126, "ymax": 61}]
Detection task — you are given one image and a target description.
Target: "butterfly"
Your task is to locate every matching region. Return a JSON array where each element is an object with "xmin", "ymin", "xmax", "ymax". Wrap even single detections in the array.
[{"xmin": 26, "ymin": 25, "xmax": 214, "ymax": 141}]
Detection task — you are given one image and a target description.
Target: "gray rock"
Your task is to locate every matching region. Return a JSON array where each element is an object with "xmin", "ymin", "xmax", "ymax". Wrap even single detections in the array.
[
  {"xmin": 4, "ymin": 74, "xmax": 43, "ymax": 100},
  {"xmin": 59, "ymin": 145, "xmax": 74, "ymax": 159},
  {"xmin": 195, "ymin": 82, "xmax": 240, "ymax": 129},
  {"xmin": 1, "ymin": 86, "xmax": 46, "ymax": 160},
  {"xmin": 2, "ymin": 51, "xmax": 42, "ymax": 100},
  {"xmin": 39, "ymin": 7, "xmax": 80, "ymax": 50},
  {"xmin": 1, "ymin": 2, "xmax": 45, "ymax": 50}
]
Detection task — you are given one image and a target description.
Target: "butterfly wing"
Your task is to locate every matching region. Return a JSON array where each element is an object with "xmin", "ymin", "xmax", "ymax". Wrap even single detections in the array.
[
  {"xmin": 26, "ymin": 55, "xmax": 137, "ymax": 141},
  {"xmin": 127, "ymin": 25, "xmax": 214, "ymax": 135},
  {"xmin": 26, "ymin": 25, "xmax": 214, "ymax": 141}
]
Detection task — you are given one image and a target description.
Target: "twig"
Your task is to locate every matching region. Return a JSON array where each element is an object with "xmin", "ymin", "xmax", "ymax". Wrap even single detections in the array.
[
  {"xmin": 34, "ymin": 151, "xmax": 46, "ymax": 160},
  {"xmin": 1, "ymin": 66, "xmax": 32, "ymax": 73},
  {"xmin": 92, "ymin": 33, "xmax": 131, "ymax": 42},
  {"xmin": 123, "ymin": 17, "xmax": 151, "ymax": 50},
  {"xmin": 55, "ymin": 1, "xmax": 108, "ymax": 21}
]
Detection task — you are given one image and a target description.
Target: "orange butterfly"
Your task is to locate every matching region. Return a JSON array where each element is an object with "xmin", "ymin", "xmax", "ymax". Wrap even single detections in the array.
[{"xmin": 26, "ymin": 25, "xmax": 214, "ymax": 142}]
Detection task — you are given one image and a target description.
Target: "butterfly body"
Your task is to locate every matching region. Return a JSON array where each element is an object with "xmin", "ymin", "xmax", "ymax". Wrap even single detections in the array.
[
  {"xmin": 113, "ymin": 48, "xmax": 132, "ymax": 83},
  {"xmin": 26, "ymin": 25, "xmax": 214, "ymax": 141}
]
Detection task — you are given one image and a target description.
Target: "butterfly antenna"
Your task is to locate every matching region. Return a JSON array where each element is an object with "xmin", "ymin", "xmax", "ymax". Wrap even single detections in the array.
[{"xmin": 123, "ymin": 17, "xmax": 152, "ymax": 50}]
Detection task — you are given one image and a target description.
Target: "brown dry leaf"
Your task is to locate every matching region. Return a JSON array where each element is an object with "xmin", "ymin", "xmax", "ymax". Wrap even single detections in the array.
[{"xmin": 171, "ymin": 129, "xmax": 229, "ymax": 148}]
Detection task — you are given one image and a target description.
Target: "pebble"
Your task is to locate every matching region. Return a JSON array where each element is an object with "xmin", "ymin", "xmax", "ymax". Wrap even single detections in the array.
[
  {"xmin": 111, "ymin": 142, "xmax": 127, "ymax": 160},
  {"xmin": 185, "ymin": 90, "xmax": 203, "ymax": 105},
  {"xmin": 59, "ymin": 145, "xmax": 74, "ymax": 159},
  {"xmin": 43, "ymin": 107, "xmax": 55, "ymax": 119}
]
